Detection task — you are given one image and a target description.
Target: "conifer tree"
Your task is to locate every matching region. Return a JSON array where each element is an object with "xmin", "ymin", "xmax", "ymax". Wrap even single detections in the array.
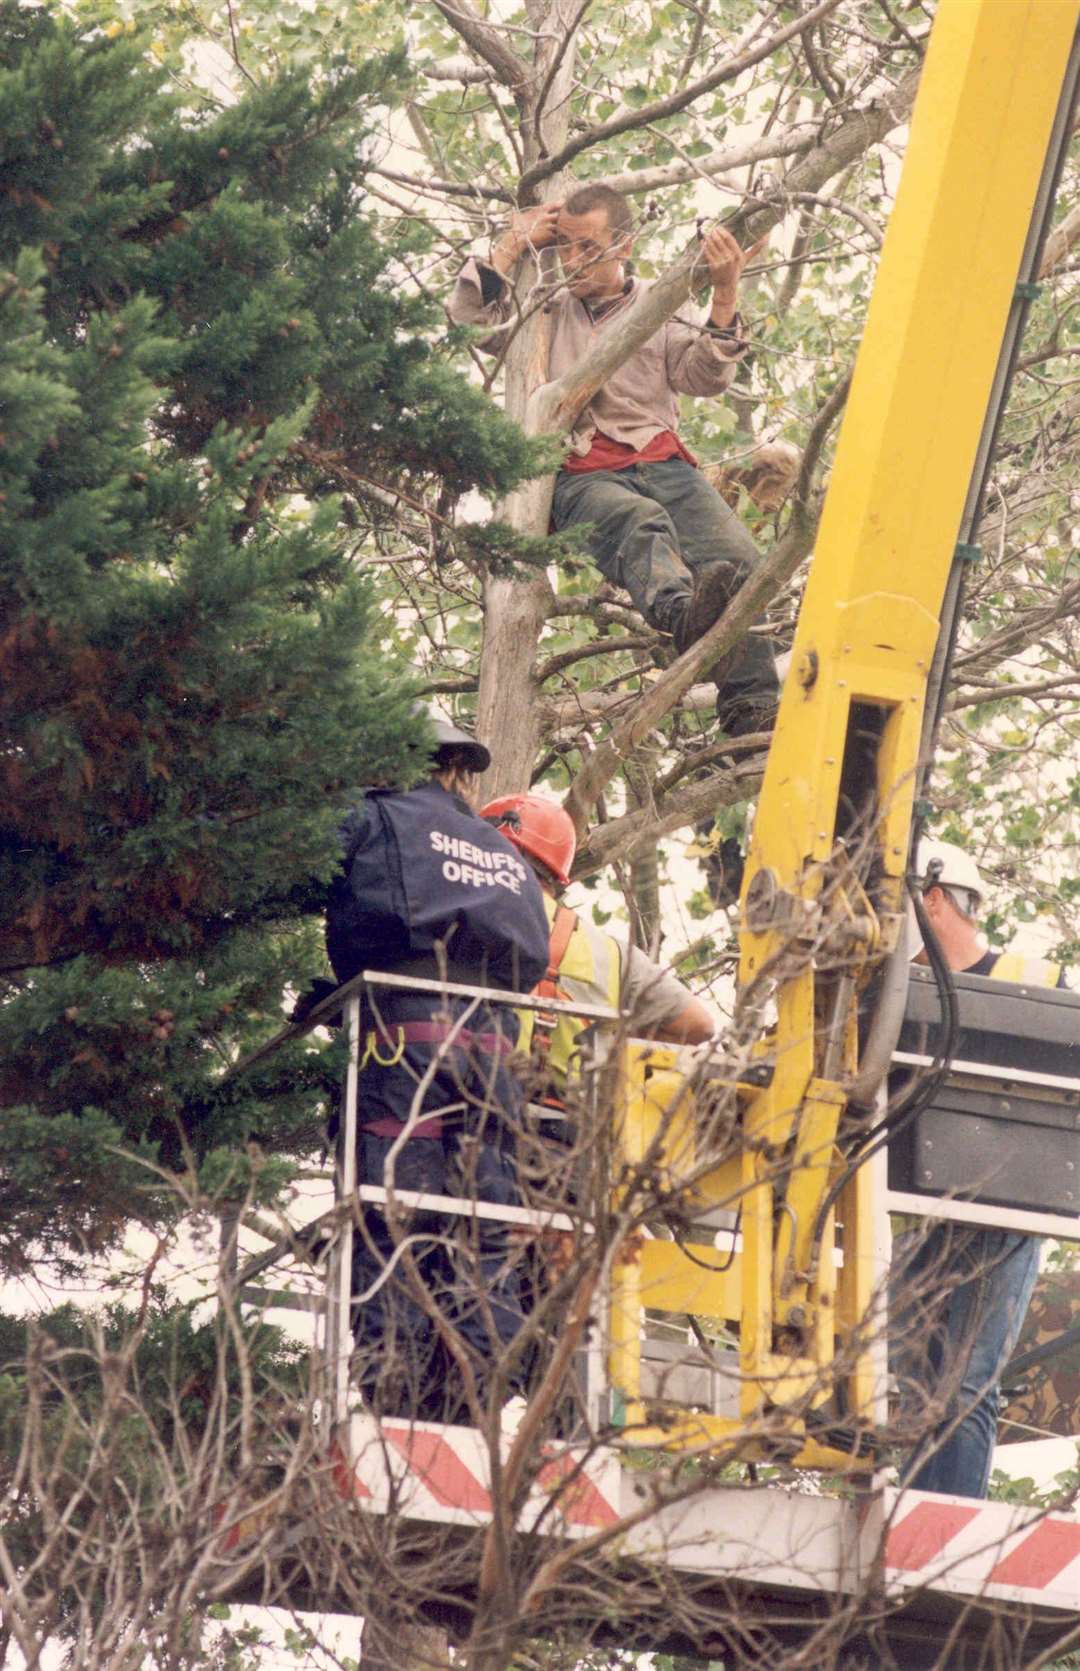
[{"xmin": 0, "ymin": 1, "xmax": 546, "ymax": 1271}]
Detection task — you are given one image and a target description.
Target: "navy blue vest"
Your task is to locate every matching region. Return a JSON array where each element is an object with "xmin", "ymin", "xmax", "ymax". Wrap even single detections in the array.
[{"xmin": 326, "ymin": 780, "xmax": 549, "ymax": 996}]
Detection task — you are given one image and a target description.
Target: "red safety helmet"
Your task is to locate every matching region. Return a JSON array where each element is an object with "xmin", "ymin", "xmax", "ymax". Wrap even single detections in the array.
[{"xmin": 480, "ymin": 793, "xmax": 576, "ymax": 886}]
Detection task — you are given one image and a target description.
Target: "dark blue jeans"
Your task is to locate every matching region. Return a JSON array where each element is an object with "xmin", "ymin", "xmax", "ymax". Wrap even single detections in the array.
[
  {"xmin": 551, "ymin": 457, "xmax": 777, "ymax": 710},
  {"xmin": 352, "ymin": 1128, "xmax": 527, "ymax": 1422},
  {"xmin": 891, "ymin": 1225, "xmax": 1040, "ymax": 1498}
]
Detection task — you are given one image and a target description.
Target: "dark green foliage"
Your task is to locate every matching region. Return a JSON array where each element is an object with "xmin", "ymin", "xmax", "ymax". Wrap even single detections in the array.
[
  {"xmin": 0, "ymin": 3, "xmax": 544, "ymax": 1268},
  {"xmin": 0, "ymin": 1292, "xmax": 307, "ymax": 1455},
  {"xmin": 0, "ymin": 1293, "xmax": 310, "ymax": 1610}
]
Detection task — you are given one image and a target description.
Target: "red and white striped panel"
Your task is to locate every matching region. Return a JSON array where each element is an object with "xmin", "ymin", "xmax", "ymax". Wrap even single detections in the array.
[
  {"xmin": 334, "ymin": 1432, "xmax": 1080, "ymax": 1614},
  {"xmin": 875, "ymin": 1487, "xmax": 1080, "ymax": 1613},
  {"xmin": 337, "ymin": 1414, "xmax": 622, "ymax": 1538}
]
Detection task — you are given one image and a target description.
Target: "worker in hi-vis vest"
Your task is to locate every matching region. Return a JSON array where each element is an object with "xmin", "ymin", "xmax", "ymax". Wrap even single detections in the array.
[
  {"xmin": 479, "ymin": 794, "xmax": 716, "ymax": 1103},
  {"xmin": 892, "ymin": 838, "xmax": 1067, "ymax": 1500}
]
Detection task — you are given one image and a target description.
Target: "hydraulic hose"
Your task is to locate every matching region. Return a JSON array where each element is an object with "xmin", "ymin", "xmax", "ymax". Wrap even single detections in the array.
[{"xmin": 810, "ymin": 881, "xmax": 958, "ymax": 1256}]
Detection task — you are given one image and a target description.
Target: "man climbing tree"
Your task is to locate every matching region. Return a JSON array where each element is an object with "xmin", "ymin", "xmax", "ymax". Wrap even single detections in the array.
[{"xmin": 450, "ymin": 183, "xmax": 779, "ymax": 739}]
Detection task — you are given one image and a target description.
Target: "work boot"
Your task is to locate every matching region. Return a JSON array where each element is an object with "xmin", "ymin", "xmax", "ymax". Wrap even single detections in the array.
[
  {"xmin": 672, "ymin": 563, "xmax": 737, "ymax": 655},
  {"xmin": 693, "ymin": 821, "xmax": 746, "ymax": 910},
  {"xmin": 715, "ymin": 692, "xmax": 778, "ymax": 739}
]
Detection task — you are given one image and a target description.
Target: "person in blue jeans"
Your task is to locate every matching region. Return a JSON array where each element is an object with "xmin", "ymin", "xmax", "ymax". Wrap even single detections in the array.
[
  {"xmin": 449, "ymin": 182, "xmax": 779, "ymax": 736},
  {"xmin": 891, "ymin": 1224, "xmax": 1041, "ymax": 1498},
  {"xmin": 891, "ymin": 840, "xmax": 1066, "ymax": 1496}
]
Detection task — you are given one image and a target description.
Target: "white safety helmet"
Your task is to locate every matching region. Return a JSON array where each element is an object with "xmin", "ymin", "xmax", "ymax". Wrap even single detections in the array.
[
  {"xmin": 916, "ymin": 838, "xmax": 984, "ymax": 914},
  {"xmin": 907, "ymin": 837, "xmax": 985, "ymax": 956}
]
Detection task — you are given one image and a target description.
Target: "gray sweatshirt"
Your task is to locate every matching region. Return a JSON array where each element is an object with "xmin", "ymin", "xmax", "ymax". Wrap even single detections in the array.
[{"xmin": 449, "ymin": 256, "xmax": 748, "ymax": 458}]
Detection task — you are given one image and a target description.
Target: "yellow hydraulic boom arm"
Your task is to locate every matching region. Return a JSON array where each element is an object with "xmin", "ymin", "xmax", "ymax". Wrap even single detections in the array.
[
  {"xmin": 608, "ymin": 0, "xmax": 1078, "ymax": 1469},
  {"xmin": 733, "ymin": 0, "xmax": 1080, "ymax": 1446}
]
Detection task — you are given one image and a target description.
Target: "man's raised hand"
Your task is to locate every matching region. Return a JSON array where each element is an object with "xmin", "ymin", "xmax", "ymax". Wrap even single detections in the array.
[
  {"xmin": 491, "ymin": 203, "xmax": 562, "ymax": 275},
  {"xmin": 698, "ymin": 225, "xmax": 768, "ymax": 327}
]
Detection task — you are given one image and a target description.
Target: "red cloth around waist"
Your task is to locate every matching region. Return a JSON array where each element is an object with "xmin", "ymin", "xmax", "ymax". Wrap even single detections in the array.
[{"xmin": 561, "ymin": 428, "xmax": 698, "ymax": 474}]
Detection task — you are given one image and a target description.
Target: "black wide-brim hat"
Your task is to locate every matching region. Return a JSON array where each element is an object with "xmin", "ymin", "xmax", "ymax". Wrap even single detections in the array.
[{"xmin": 429, "ymin": 714, "xmax": 491, "ymax": 774}]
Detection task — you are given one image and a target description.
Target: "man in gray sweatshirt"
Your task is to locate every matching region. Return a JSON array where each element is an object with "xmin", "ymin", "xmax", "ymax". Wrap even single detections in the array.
[{"xmin": 449, "ymin": 182, "xmax": 778, "ymax": 737}]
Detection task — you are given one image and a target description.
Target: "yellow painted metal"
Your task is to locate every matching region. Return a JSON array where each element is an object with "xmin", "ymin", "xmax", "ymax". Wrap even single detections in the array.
[
  {"xmin": 726, "ymin": 0, "xmax": 1080, "ymax": 1454},
  {"xmin": 610, "ymin": 1047, "xmax": 743, "ymax": 1420},
  {"xmin": 741, "ymin": 0, "xmax": 1080, "ymax": 979},
  {"xmin": 614, "ymin": 1411, "xmax": 874, "ymax": 1475},
  {"xmin": 684, "ymin": 1152, "xmax": 744, "ymax": 1217},
  {"xmin": 638, "ymin": 1238, "xmax": 742, "ymax": 1321},
  {"xmin": 611, "ymin": 1045, "xmax": 874, "ymax": 1466},
  {"xmin": 836, "ymin": 1161, "xmax": 880, "ymax": 1424},
  {"xmin": 609, "ymin": 1229, "xmax": 645, "ymax": 1431},
  {"xmin": 774, "ymin": 1078, "xmax": 846, "ymax": 1325},
  {"xmin": 738, "ymin": 1106, "xmax": 775, "ymax": 1422},
  {"xmin": 609, "ymin": 1048, "xmax": 651, "ymax": 1429},
  {"xmin": 610, "ymin": 3, "xmax": 1078, "ymax": 1455}
]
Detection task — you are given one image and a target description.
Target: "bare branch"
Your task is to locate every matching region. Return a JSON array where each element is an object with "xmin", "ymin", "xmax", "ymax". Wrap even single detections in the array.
[
  {"xmin": 952, "ymin": 578, "xmax": 1080, "ymax": 677},
  {"xmin": 531, "ymin": 0, "xmax": 594, "ymax": 152},
  {"xmin": 1040, "ymin": 202, "xmax": 1080, "ymax": 278},
  {"xmin": 544, "ymin": 594, "xmax": 644, "ymax": 630},
  {"xmin": 517, "ymin": 0, "xmax": 843, "ymax": 195},
  {"xmin": 801, "ymin": 19, "xmax": 844, "ymax": 105},
  {"xmin": 431, "ymin": 0, "xmax": 531, "ymax": 94},
  {"xmin": 575, "ymin": 758, "xmax": 766, "ymax": 878},
  {"xmin": 779, "ymin": 62, "xmax": 921, "ymax": 203},
  {"xmin": 877, "ymin": 0, "xmax": 925, "ymax": 54},
  {"xmin": 794, "ymin": 366, "xmax": 854, "ymax": 503},
  {"xmin": 542, "ymin": 687, "xmax": 717, "ymax": 739},
  {"xmin": 677, "ymin": 0, "xmax": 709, "ymax": 87},
  {"xmin": 535, "ymin": 633, "xmax": 654, "ymax": 682},
  {"xmin": 421, "ymin": 54, "xmax": 497, "ymax": 84},
  {"xmin": 594, "ymin": 122, "xmax": 820, "ymax": 198},
  {"xmin": 369, "ymin": 165, "xmax": 513, "ymax": 203},
  {"xmin": 949, "ymin": 673, "xmax": 1080, "ymax": 711},
  {"xmin": 778, "ymin": 190, "xmax": 884, "ymax": 246}
]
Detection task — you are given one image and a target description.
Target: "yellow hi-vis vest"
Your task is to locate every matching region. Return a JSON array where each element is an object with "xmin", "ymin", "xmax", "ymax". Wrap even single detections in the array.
[
  {"xmin": 518, "ymin": 894, "xmax": 622, "ymax": 1086},
  {"xmin": 987, "ymin": 951, "xmax": 1061, "ymax": 988}
]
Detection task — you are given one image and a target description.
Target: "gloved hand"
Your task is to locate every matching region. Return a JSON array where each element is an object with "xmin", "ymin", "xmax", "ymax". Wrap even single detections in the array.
[
  {"xmin": 705, "ymin": 835, "xmax": 746, "ymax": 909},
  {"xmin": 290, "ymin": 977, "xmax": 342, "ymax": 1027},
  {"xmin": 691, "ymin": 821, "xmax": 746, "ymax": 910}
]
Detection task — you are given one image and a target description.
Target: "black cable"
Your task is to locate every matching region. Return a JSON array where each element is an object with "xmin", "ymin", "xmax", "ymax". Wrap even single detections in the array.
[
  {"xmin": 673, "ymin": 1205, "xmax": 742, "ymax": 1273},
  {"xmin": 1002, "ymin": 1318, "xmax": 1080, "ymax": 1388}
]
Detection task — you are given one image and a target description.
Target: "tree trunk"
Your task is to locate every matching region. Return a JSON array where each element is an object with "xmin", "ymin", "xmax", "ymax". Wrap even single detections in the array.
[{"xmin": 475, "ymin": 0, "xmax": 583, "ymax": 799}]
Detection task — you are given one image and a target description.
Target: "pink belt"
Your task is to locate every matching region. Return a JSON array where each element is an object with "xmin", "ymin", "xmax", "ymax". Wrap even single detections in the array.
[{"xmin": 367, "ymin": 1019, "xmax": 514, "ymax": 1059}]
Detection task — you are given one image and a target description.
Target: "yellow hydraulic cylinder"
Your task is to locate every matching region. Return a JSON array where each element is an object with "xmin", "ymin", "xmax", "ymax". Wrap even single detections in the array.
[
  {"xmin": 735, "ymin": 0, "xmax": 1079, "ymax": 1433},
  {"xmin": 608, "ymin": 0, "xmax": 1078, "ymax": 1463}
]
